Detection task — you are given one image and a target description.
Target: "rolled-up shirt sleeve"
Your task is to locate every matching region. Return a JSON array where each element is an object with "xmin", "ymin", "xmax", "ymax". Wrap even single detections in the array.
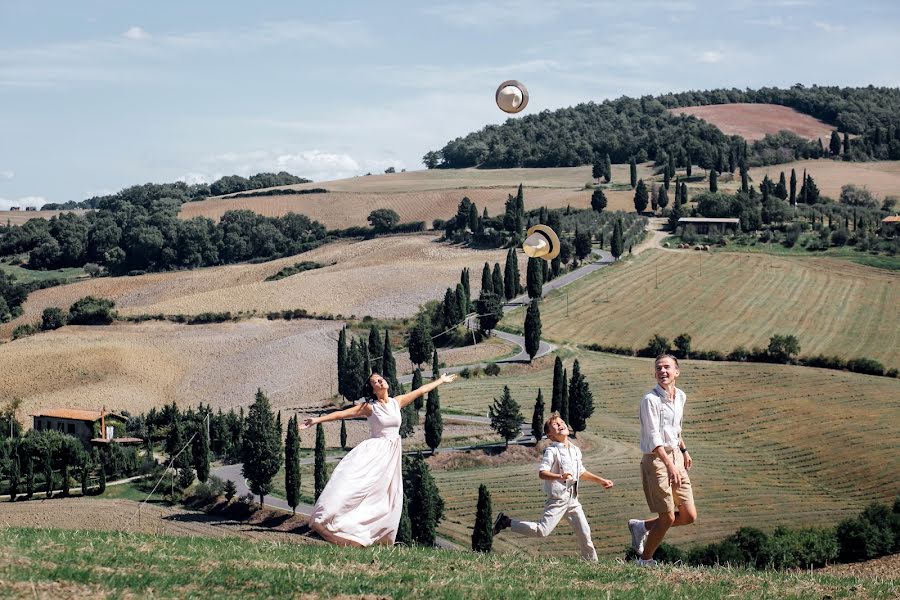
[
  {"xmin": 640, "ymin": 394, "xmax": 664, "ymax": 452},
  {"xmin": 538, "ymin": 446, "xmax": 555, "ymax": 472}
]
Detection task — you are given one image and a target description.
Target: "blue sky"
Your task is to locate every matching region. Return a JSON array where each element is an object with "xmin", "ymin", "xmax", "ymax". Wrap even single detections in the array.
[{"xmin": 1, "ymin": 0, "xmax": 898, "ymax": 208}]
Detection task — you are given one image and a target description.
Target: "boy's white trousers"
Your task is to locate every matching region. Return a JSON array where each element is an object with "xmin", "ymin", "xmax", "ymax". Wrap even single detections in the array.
[{"xmin": 509, "ymin": 486, "xmax": 598, "ymax": 561}]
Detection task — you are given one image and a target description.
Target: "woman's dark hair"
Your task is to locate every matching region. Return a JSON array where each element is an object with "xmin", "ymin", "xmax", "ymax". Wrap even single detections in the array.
[{"xmin": 362, "ymin": 372, "xmax": 384, "ymax": 403}]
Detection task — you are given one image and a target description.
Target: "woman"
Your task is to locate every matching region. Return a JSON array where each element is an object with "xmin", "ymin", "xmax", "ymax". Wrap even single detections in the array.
[{"xmin": 299, "ymin": 371, "xmax": 457, "ymax": 546}]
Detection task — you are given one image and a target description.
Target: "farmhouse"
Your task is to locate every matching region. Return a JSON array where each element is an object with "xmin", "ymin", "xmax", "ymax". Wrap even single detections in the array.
[
  {"xmin": 882, "ymin": 215, "xmax": 900, "ymax": 236},
  {"xmin": 678, "ymin": 217, "xmax": 741, "ymax": 234},
  {"xmin": 31, "ymin": 408, "xmax": 137, "ymax": 446},
  {"xmin": 10, "ymin": 206, "xmax": 20, "ymax": 211},
  {"xmin": 24, "ymin": 206, "xmax": 36, "ymax": 212}
]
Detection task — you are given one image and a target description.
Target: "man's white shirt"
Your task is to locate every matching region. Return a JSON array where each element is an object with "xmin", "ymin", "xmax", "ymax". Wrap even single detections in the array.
[{"xmin": 639, "ymin": 384, "xmax": 685, "ymax": 454}]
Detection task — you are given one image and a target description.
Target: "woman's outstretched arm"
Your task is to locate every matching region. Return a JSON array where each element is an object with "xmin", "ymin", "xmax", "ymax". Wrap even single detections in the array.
[
  {"xmin": 395, "ymin": 373, "xmax": 457, "ymax": 408},
  {"xmin": 299, "ymin": 402, "xmax": 369, "ymax": 430}
]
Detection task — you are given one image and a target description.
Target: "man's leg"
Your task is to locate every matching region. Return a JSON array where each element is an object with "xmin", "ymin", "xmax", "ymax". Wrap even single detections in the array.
[
  {"xmin": 641, "ymin": 510, "xmax": 674, "ymax": 560},
  {"xmin": 565, "ymin": 499, "xmax": 598, "ymax": 561},
  {"xmin": 509, "ymin": 497, "xmax": 567, "ymax": 538}
]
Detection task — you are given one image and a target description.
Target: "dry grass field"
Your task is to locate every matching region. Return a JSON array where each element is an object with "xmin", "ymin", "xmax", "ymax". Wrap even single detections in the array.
[
  {"xmin": 433, "ymin": 350, "xmax": 900, "ymax": 556},
  {"xmin": 1, "ymin": 234, "xmax": 514, "ymax": 337},
  {"xmin": 521, "ymin": 249, "xmax": 900, "ymax": 368},
  {"xmin": 747, "ymin": 159, "xmax": 900, "ymax": 200},
  {"xmin": 181, "ymin": 165, "xmax": 651, "ymax": 226},
  {"xmin": 669, "ymin": 104, "xmax": 836, "ymax": 142},
  {"xmin": 0, "ymin": 208, "xmax": 88, "ymax": 225}
]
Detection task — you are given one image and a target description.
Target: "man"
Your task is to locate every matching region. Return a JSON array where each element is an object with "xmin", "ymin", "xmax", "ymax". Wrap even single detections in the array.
[{"xmin": 628, "ymin": 354, "xmax": 697, "ymax": 566}]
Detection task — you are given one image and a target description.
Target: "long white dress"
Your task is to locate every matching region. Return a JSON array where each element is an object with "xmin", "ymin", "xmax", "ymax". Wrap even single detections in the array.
[{"xmin": 309, "ymin": 397, "xmax": 403, "ymax": 546}]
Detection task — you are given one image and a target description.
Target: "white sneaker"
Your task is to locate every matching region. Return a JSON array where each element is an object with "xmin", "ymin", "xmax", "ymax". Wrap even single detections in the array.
[
  {"xmin": 628, "ymin": 519, "xmax": 648, "ymax": 556},
  {"xmin": 634, "ymin": 558, "xmax": 658, "ymax": 567}
]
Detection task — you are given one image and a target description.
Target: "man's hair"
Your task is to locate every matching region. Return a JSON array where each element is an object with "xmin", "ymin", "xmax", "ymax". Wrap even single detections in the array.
[
  {"xmin": 543, "ymin": 411, "xmax": 566, "ymax": 435},
  {"xmin": 655, "ymin": 353, "xmax": 680, "ymax": 367}
]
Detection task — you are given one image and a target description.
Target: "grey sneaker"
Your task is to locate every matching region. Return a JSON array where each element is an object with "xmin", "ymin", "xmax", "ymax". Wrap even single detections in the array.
[
  {"xmin": 634, "ymin": 558, "xmax": 658, "ymax": 567},
  {"xmin": 628, "ymin": 519, "xmax": 648, "ymax": 555},
  {"xmin": 492, "ymin": 512, "xmax": 511, "ymax": 536}
]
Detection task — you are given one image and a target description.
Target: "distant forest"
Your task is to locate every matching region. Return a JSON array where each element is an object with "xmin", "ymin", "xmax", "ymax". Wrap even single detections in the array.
[
  {"xmin": 426, "ymin": 85, "xmax": 900, "ymax": 170},
  {"xmin": 40, "ymin": 172, "xmax": 310, "ymax": 211}
]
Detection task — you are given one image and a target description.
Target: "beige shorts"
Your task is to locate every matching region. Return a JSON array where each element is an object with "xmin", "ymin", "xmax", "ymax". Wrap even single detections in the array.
[{"xmin": 641, "ymin": 448, "xmax": 694, "ymax": 514}]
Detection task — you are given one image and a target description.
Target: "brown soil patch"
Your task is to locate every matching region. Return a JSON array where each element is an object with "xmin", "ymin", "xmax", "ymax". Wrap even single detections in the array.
[
  {"xmin": 669, "ymin": 104, "xmax": 835, "ymax": 142},
  {"xmin": 1, "ymin": 234, "xmax": 511, "ymax": 336}
]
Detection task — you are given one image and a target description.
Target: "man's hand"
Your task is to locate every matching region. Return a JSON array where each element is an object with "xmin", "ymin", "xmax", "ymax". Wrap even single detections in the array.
[
  {"xmin": 684, "ymin": 452, "xmax": 693, "ymax": 471},
  {"xmin": 598, "ymin": 477, "xmax": 614, "ymax": 489},
  {"xmin": 667, "ymin": 463, "xmax": 682, "ymax": 490}
]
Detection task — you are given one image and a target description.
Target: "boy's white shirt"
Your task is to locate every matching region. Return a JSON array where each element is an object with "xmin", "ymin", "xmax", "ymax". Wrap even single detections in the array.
[{"xmin": 539, "ymin": 440, "xmax": 584, "ymax": 499}]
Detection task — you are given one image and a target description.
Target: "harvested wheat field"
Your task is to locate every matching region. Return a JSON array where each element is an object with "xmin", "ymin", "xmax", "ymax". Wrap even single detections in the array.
[
  {"xmin": 0, "ymin": 497, "xmax": 309, "ymax": 543},
  {"xmin": 0, "ymin": 208, "xmax": 88, "ymax": 225},
  {"xmin": 0, "ymin": 319, "xmax": 342, "ymax": 420},
  {"xmin": 435, "ymin": 350, "xmax": 900, "ymax": 556},
  {"xmin": 669, "ymin": 103, "xmax": 835, "ymax": 142},
  {"xmin": 525, "ymin": 249, "xmax": 900, "ymax": 367},
  {"xmin": 1, "ymin": 234, "xmax": 514, "ymax": 337},
  {"xmin": 747, "ymin": 159, "xmax": 900, "ymax": 200}
]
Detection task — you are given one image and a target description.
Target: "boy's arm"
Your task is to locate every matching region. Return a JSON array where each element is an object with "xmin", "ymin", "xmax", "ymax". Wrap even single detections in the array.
[
  {"xmin": 537, "ymin": 447, "xmax": 570, "ymax": 481},
  {"xmin": 539, "ymin": 470, "xmax": 571, "ymax": 481},
  {"xmin": 581, "ymin": 469, "xmax": 614, "ymax": 489}
]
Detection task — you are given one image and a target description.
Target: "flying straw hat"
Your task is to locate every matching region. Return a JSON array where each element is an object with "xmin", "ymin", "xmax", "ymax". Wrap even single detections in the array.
[
  {"xmin": 495, "ymin": 80, "xmax": 529, "ymax": 114},
  {"xmin": 523, "ymin": 224, "xmax": 560, "ymax": 261}
]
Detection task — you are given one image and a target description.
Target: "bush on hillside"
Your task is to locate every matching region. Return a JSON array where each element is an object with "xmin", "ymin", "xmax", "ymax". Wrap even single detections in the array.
[{"xmin": 68, "ymin": 296, "xmax": 116, "ymax": 325}]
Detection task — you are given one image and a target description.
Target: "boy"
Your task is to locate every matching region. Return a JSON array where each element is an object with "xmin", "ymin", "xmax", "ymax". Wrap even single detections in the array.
[{"xmin": 492, "ymin": 412, "xmax": 614, "ymax": 561}]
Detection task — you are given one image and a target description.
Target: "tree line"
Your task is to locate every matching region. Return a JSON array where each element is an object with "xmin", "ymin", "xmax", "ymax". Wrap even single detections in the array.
[{"xmin": 425, "ymin": 85, "xmax": 900, "ymax": 170}]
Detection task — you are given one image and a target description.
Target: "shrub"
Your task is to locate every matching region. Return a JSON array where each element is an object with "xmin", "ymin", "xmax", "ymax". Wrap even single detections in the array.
[
  {"xmin": 68, "ymin": 296, "xmax": 117, "ymax": 325},
  {"xmin": 483, "ymin": 363, "xmax": 501, "ymax": 376},
  {"xmin": 224, "ymin": 479, "xmax": 237, "ymax": 501},
  {"xmin": 642, "ymin": 334, "xmax": 670, "ymax": 357},
  {"xmin": 846, "ymin": 357, "xmax": 885, "ymax": 376},
  {"xmin": 653, "ymin": 542, "xmax": 687, "ymax": 564},
  {"xmin": 831, "ymin": 228, "xmax": 849, "ymax": 246},
  {"xmin": 459, "ymin": 367, "xmax": 471, "ymax": 379},
  {"xmin": 768, "ymin": 527, "xmax": 838, "ymax": 569},
  {"xmin": 41, "ymin": 307, "xmax": 67, "ymax": 330},
  {"xmin": 887, "ymin": 368, "xmax": 899, "ymax": 378},
  {"xmin": 12, "ymin": 322, "xmax": 39, "ymax": 340},
  {"xmin": 727, "ymin": 346, "xmax": 750, "ymax": 361}
]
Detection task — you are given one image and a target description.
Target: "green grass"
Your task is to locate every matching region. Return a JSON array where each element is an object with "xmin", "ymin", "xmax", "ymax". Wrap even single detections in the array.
[
  {"xmin": 0, "ymin": 260, "xmax": 87, "ymax": 284},
  {"xmin": 1, "ymin": 527, "xmax": 895, "ymax": 599},
  {"xmin": 433, "ymin": 350, "xmax": 900, "ymax": 556}
]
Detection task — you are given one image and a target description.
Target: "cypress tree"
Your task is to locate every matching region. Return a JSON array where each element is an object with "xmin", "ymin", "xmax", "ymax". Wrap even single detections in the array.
[
  {"xmin": 531, "ymin": 389, "xmax": 545, "ymax": 443},
  {"xmin": 658, "ymin": 185, "xmax": 669, "ymax": 210},
  {"xmin": 629, "ymin": 156, "xmax": 637, "ymax": 188},
  {"xmin": 491, "ymin": 263, "xmax": 504, "ymax": 300},
  {"xmin": 242, "ymin": 389, "xmax": 283, "ymax": 507},
  {"xmin": 610, "ymin": 220, "xmax": 625, "ymax": 260},
  {"xmin": 709, "ymin": 169, "xmax": 718, "ymax": 193},
  {"xmin": 668, "ymin": 152, "xmax": 676, "ymax": 179},
  {"xmin": 9, "ymin": 448, "xmax": 20, "ymax": 500},
  {"xmin": 480, "ymin": 262, "xmax": 493, "ymax": 296},
  {"xmin": 830, "ymin": 130, "xmax": 842, "ymax": 155},
  {"xmin": 406, "ymin": 454, "xmax": 444, "ymax": 546},
  {"xmin": 668, "ymin": 193, "xmax": 684, "ymax": 232},
  {"xmin": 489, "ymin": 386, "xmax": 524, "ymax": 447},
  {"xmin": 591, "ymin": 189, "xmax": 607, "ymax": 213},
  {"xmin": 650, "ymin": 184, "xmax": 659, "ymax": 213},
  {"xmin": 79, "ymin": 459, "xmax": 88, "ymax": 498},
  {"xmin": 314, "ymin": 422, "xmax": 326, "ymax": 500},
  {"xmin": 504, "ymin": 248, "xmax": 517, "ymax": 300},
  {"xmin": 340, "ymin": 419, "xmax": 348, "ymax": 449},
  {"xmin": 559, "ymin": 369, "xmax": 569, "ymax": 424},
  {"xmin": 592, "ymin": 158, "xmax": 603, "ymax": 183},
  {"xmin": 674, "ymin": 178, "xmax": 681, "ymax": 205},
  {"xmin": 407, "ymin": 315, "xmax": 434, "ymax": 368},
  {"xmin": 98, "ymin": 463, "xmax": 106, "ymax": 495},
  {"xmin": 551, "ymin": 357, "xmax": 564, "ymax": 413},
  {"xmin": 344, "ymin": 338, "xmax": 364, "ymax": 402},
  {"xmin": 360, "ymin": 342, "xmax": 371, "ymax": 383},
  {"xmin": 843, "ymin": 132, "xmax": 851, "ymax": 154},
  {"xmin": 396, "ymin": 494, "xmax": 413, "ymax": 545},
  {"xmin": 680, "ymin": 181, "xmax": 688, "ymax": 205},
  {"xmin": 194, "ymin": 418, "xmax": 210, "ymax": 483},
  {"xmin": 603, "ymin": 154, "xmax": 612, "ymax": 183},
  {"xmin": 526, "ymin": 257, "xmax": 543, "ymax": 299},
  {"xmin": 567, "ymin": 359, "xmax": 594, "ymax": 438},
  {"xmin": 740, "ymin": 161, "xmax": 749, "ymax": 193},
  {"xmin": 424, "ymin": 350, "xmax": 443, "ymax": 453},
  {"xmin": 411, "ymin": 367, "xmax": 424, "ymax": 413},
  {"xmin": 455, "ymin": 283, "xmax": 468, "ymax": 322},
  {"xmin": 775, "ymin": 172, "xmax": 788, "ymax": 199},
  {"xmin": 633, "ymin": 180, "xmax": 648, "ymax": 213},
  {"xmin": 337, "ymin": 327, "xmax": 348, "ymax": 399},
  {"xmin": 461, "ymin": 268, "xmax": 471, "ymax": 312},
  {"xmin": 542, "ymin": 257, "xmax": 550, "ymax": 282},
  {"xmin": 400, "ymin": 382, "xmax": 416, "ymax": 439},
  {"xmin": 790, "ymin": 168, "xmax": 797, "ymax": 205},
  {"xmin": 368, "ymin": 325, "xmax": 383, "ymax": 372},
  {"xmin": 285, "ymin": 415, "xmax": 300, "ymax": 514},
  {"xmin": 515, "ymin": 184, "xmax": 525, "ymax": 231},
  {"xmin": 382, "ymin": 330, "xmax": 400, "ymax": 392},
  {"xmin": 442, "ymin": 287, "xmax": 458, "ymax": 331},
  {"xmin": 43, "ymin": 451, "xmax": 53, "ymax": 499},
  {"xmin": 524, "ymin": 299, "xmax": 542, "ymax": 362},
  {"xmin": 471, "ymin": 484, "xmax": 494, "ymax": 552},
  {"xmin": 686, "ymin": 153, "xmax": 692, "ymax": 177},
  {"xmin": 663, "ymin": 168, "xmax": 670, "ymax": 191},
  {"xmin": 61, "ymin": 463, "xmax": 70, "ymax": 497}
]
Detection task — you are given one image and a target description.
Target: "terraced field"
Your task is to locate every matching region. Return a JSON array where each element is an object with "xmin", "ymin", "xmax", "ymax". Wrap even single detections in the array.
[
  {"xmin": 434, "ymin": 350, "xmax": 900, "ymax": 557},
  {"xmin": 517, "ymin": 249, "xmax": 900, "ymax": 368}
]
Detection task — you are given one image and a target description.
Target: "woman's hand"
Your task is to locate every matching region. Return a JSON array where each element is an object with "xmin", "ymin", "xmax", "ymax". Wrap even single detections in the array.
[
  {"xmin": 298, "ymin": 417, "xmax": 317, "ymax": 430},
  {"xmin": 439, "ymin": 373, "xmax": 458, "ymax": 384}
]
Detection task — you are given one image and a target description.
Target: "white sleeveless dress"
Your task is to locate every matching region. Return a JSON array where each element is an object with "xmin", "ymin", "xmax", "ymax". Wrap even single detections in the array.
[{"xmin": 309, "ymin": 397, "xmax": 403, "ymax": 546}]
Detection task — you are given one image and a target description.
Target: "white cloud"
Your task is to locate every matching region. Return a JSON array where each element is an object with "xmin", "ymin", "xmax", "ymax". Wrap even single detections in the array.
[
  {"xmin": 176, "ymin": 172, "xmax": 212, "ymax": 185},
  {"xmin": 814, "ymin": 21, "xmax": 846, "ymax": 33},
  {"xmin": 187, "ymin": 149, "xmax": 400, "ymax": 184},
  {"xmin": 123, "ymin": 26, "xmax": 150, "ymax": 41},
  {"xmin": 0, "ymin": 170, "xmax": 14, "ymax": 180},
  {"xmin": 699, "ymin": 50, "xmax": 725, "ymax": 63},
  {"xmin": 0, "ymin": 195, "xmax": 45, "ymax": 210}
]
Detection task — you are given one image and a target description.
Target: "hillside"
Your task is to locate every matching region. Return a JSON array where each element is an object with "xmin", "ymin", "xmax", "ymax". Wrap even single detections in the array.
[
  {"xmin": 2, "ymin": 527, "xmax": 895, "ymax": 599},
  {"xmin": 434, "ymin": 350, "xmax": 900, "ymax": 555},
  {"xmin": 509, "ymin": 249, "xmax": 900, "ymax": 368},
  {"xmin": 668, "ymin": 104, "xmax": 835, "ymax": 142}
]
